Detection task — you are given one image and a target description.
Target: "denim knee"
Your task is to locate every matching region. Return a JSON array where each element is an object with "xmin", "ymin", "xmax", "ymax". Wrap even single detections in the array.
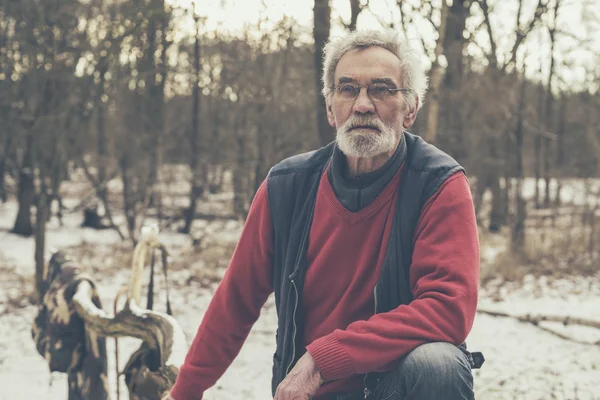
[
  {"xmin": 405, "ymin": 342, "xmax": 471, "ymax": 377},
  {"xmin": 376, "ymin": 342, "xmax": 474, "ymax": 400}
]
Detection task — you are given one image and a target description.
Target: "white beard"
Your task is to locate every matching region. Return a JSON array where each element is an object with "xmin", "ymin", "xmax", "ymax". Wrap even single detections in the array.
[{"xmin": 336, "ymin": 116, "xmax": 401, "ymax": 158}]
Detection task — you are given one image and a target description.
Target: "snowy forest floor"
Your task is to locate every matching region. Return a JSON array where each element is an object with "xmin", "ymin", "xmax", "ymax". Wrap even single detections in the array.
[{"xmin": 0, "ymin": 178, "xmax": 599, "ymax": 400}]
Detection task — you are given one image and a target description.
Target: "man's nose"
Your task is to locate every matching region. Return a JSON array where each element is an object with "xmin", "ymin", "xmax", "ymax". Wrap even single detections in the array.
[{"xmin": 352, "ymin": 87, "xmax": 375, "ymax": 114}]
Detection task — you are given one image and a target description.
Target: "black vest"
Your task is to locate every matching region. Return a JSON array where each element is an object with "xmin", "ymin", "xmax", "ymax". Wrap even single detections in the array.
[{"xmin": 266, "ymin": 132, "xmax": 465, "ymax": 395}]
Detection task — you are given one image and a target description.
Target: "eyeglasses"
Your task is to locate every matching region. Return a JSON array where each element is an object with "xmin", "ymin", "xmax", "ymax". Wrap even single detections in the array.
[{"xmin": 333, "ymin": 82, "xmax": 410, "ymax": 102}]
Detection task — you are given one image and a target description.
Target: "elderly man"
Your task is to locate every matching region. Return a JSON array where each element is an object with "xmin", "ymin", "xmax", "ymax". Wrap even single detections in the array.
[{"xmin": 167, "ymin": 29, "xmax": 480, "ymax": 400}]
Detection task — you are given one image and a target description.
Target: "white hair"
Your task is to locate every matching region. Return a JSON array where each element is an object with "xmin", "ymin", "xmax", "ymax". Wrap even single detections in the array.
[{"xmin": 322, "ymin": 29, "xmax": 428, "ymax": 111}]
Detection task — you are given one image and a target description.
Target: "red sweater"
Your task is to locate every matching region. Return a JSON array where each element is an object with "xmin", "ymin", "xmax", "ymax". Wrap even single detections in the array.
[{"xmin": 171, "ymin": 167, "xmax": 479, "ymax": 400}]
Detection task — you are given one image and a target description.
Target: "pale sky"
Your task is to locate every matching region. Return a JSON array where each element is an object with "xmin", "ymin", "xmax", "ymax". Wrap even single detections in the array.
[{"xmin": 167, "ymin": 0, "xmax": 599, "ymax": 92}]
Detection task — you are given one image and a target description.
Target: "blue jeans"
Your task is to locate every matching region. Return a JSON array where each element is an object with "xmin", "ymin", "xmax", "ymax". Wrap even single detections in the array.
[
  {"xmin": 374, "ymin": 342, "xmax": 474, "ymax": 400},
  {"xmin": 336, "ymin": 342, "xmax": 474, "ymax": 400}
]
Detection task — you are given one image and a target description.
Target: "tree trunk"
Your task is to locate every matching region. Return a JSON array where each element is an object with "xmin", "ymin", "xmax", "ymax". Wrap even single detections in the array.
[
  {"xmin": 439, "ymin": 0, "xmax": 470, "ymax": 157},
  {"xmin": 208, "ymin": 103, "xmax": 223, "ymax": 194},
  {"xmin": 534, "ymin": 82, "xmax": 544, "ymax": 209},
  {"xmin": 443, "ymin": 0, "xmax": 470, "ymax": 90},
  {"xmin": 145, "ymin": 2, "xmax": 159, "ymax": 189},
  {"xmin": 96, "ymin": 59, "xmax": 108, "ymax": 204},
  {"xmin": 488, "ymin": 174, "xmax": 504, "ymax": 232},
  {"xmin": 543, "ymin": 138, "xmax": 551, "ymax": 208},
  {"xmin": 34, "ymin": 186, "xmax": 48, "ymax": 300},
  {"xmin": 253, "ymin": 102, "xmax": 271, "ymax": 195},
  {"xmin": 488, "ymin": 141, "xmax": 505, "ymax": 232},
  {"xmin": 554, "ymin": 93, "xmax": 566, "ymax": 206},
  {"xmin": 233, "ymin": 129, "xmax": 249, "ymax": 219},
  {"xmin": 314, "ymin": 0, "xmax": 332, "ymax": 147},
  {"xmin": 120, "ymin": 156, "xmax": 137, "ymax": 247},
  {"xmin": 424, "ymin": 0, "xmax": 449, "ymax": 144},
  {"xmin": 543, "ymin": 0, "xmax": 559, "ymax": 209},
  {"xmin": 512, "ymin": 77, "xmax": 527, "ymax": 252},
  {"xmin": 12, "ymin": 138, "xmax": 35, "ymax": 236},
  {"xmin": 533, "ymin": 135, "xmax": 541, "ymax": 208},
  {"xmin": 347, "ymin": 0, "xmax": 364, "ymax": 31},
  {"xmin": 0, "ymin": 156, "xmax": 6, "ymax": 203},
  {"xmin": 182, "ymin": 13, "xmax": 203, "ymax": 235},
  {"xmin": 503, "ymin": 130, "xmax": 511, "ymax": 227}
]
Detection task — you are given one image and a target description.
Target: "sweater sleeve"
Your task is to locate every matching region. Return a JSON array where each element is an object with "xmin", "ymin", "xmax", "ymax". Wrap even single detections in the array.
[
  {"xmin": 170, "ymin": 180, "xmax": 274, "ymax": 400},
  {"xmin": 306, "ymin": 172, "xmax": 479, "ymax": 381}
]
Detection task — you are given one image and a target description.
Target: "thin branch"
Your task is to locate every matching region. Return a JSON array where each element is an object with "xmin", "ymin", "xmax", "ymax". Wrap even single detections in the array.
[
  {"xmin": 397, "ymin": 0, "xmax": 409, "ymax": 34},
  {"xmin": 523, "ymin": 120, "xmax": 558, "ymax": 140},
  {"xmin": 502, "ymin": 0, "xmax": 548, "ymax": 73},
  {"xmin": 78, "ymin": 155, "xmax": 126, "ymax": 241},
  {"xmin": 369, "ymin": 7, "xmax": 394, "ymax": 29},
  {"xmin": 478, "ymin": 0, "xmax": 498, "ymax": 68},
  {"xmin": 478, "ymin": 308, "xmax": 600, "ymax": 346}
]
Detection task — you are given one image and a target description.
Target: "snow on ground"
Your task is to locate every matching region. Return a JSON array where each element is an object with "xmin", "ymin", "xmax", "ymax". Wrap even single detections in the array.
[{"xmin": 1, "ymin": 192, "xmax": 600, "ymax": 400}]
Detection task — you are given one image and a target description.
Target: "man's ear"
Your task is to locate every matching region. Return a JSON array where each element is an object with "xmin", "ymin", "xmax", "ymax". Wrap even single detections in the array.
[
  {"xmin": 326, "ymin": 98, "xmax": 336, "ymax": 127},
  {"xmin": 402, "ymin": 96, "xmax": 419, "ymax": 129}
]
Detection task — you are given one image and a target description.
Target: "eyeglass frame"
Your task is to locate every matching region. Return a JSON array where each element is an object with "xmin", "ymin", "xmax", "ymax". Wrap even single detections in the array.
[{"xmin": 330, "ymin": 81, "xmax": 412, "ymax": 102}]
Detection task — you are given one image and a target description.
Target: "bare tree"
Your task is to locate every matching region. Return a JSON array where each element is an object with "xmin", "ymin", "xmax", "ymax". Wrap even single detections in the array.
[
  {"xmin": 512, "ymin": 72, "xmax": 528, "ymax": 251},
  {"xmin": 423, "ymin": 0, "xmax": 449, "ymax": 144},
  {"xmin": 475, "ymin": 0, "xmax": 548, "ymax": 230},
  {"xmin": 314, "ymin": 0, "xmax": 332, "ymax": 147},
  {"xmin": 341, "ymin": 0, "xmax": 369, "ymax": 31},
  {"xmin": 182, "ymin": 8, "xmax": 204, "ymax": 234},
  {"xmin": 542, "ymin": 0, "xmax": 561, "ymax": 208}
]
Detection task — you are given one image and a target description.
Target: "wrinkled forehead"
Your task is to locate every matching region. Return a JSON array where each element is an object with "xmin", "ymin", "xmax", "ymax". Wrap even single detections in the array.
[{"xmin": 334, "ymin": 47, "xmax": 403, "ymax": 86}]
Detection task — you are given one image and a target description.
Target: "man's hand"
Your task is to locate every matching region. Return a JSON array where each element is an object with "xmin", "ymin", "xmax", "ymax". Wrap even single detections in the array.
[{"xmin": 274, "ymin": 352, "xmax": 324, "ymax": 400}]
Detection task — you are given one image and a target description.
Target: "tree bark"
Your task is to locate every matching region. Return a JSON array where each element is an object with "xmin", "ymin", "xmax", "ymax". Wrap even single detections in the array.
[
  {"xmin": 534, "ymin": 83, "xmax": 544, "ymax": 209},
  {"xmin": 120, "ymin": 155, "xmax": 137, "ymax": 247},
  {"xmin": 488, "ymin": 171, "xmax": 504, "ymax": 232},
  {"xmin": 543, "ymin": 0, "xmax": 559, "ymax": 209},
  {"xmin": 512, "ymin": 77, "xmax": 527, "ymax": 252},
  {"xmin": 439, "ymin": 0, "xmax": 471, "ymax": 157},
  {"xmin": 12, "ymin": 135, "xmax": 35, "ymax": 236},
  {"xmin": 96, "ymin": 55, "xmax": 108, "ymax": 204},
  {"xmin": 554, "ymin": 93, "xmax": 566, "ymax": 206},
  {"xmin": 347, "ymin": 0, "xmax": 366, "ymax": 31},
  {"xmin": 0, "ymin": 156, "xmax": 6, "ymax": 203},
  {"xmin": 145, "ymin": 1, "xmax": 160, "ymax": 189},
  {"xmin": 314, "ymin": 0, "xmax": 333, "ymax": 147},
  {"xmin": 182, "ymin": 12, "xmax": 203, "ymax": 234},
  {"xmin": 443, "ymin": 0, "xmax": 470, "ymax": 89},
  {"xmin": 424, "ymin": 0, "xmax": 449, "ymax": 144},
  {"xmin": 488, "ymin": 138, "xmax": 505, "ymax": 232},
  {"xmin": 34, "ymin": 185, "xmax": 48, "ymax": 300}
]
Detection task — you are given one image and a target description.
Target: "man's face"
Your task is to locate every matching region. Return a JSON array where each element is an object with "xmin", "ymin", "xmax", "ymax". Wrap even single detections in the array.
[{"xmin": 327, "ymin": 47, "xmax": 417, "ymax": 158}]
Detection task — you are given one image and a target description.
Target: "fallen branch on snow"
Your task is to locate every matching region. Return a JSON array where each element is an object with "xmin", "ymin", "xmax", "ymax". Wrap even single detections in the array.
[{"xmin": 477, "ymin": 308, "xmax": 600, "ymax": 346}]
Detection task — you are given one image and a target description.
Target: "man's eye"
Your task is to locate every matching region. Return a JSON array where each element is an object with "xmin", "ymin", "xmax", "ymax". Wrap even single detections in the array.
[
  {"xmin": 340, "ymin": 85, "xmax": 357, "ymax": 93},
  {"xmin": 371, "ymin": 84, "xmax": 390, "ymax": 93}
]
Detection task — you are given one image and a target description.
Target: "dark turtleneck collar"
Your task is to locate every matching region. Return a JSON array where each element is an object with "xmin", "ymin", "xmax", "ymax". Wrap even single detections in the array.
[{"xmin": 327, "ymin": 133, "xmax": 407, "ymax": 212}]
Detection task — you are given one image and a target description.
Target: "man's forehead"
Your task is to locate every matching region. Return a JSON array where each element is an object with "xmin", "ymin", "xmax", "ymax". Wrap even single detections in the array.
[{"xmin": 334, "ymin": 47, "xmax": 402, "ymax": 83}]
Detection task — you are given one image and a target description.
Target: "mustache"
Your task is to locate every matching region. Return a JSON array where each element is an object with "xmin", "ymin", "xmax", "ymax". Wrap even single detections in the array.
[{"xmin": 346, "ymin": 117, "xmax": 383, "ymax": 131}]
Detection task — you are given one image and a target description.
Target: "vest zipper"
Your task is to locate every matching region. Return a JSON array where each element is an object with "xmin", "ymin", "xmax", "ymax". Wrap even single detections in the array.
[
  {"xmin": 286, "ymin": 279, "xmax": 299, "ymax": 375},
  {"xmin": 285, "ymin": 175, "xmax": 321, "ymax": 376},
  {"xmin": 373, "ymin": 285, "xmax": 378, "ymax": 314},
  {"xmin": 282, "ymin": 164, "xmax": 325, "ymax": 379},
  {"xmin": 363, "ymin": 285, "xmax": 379, "ymax": 398}
]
